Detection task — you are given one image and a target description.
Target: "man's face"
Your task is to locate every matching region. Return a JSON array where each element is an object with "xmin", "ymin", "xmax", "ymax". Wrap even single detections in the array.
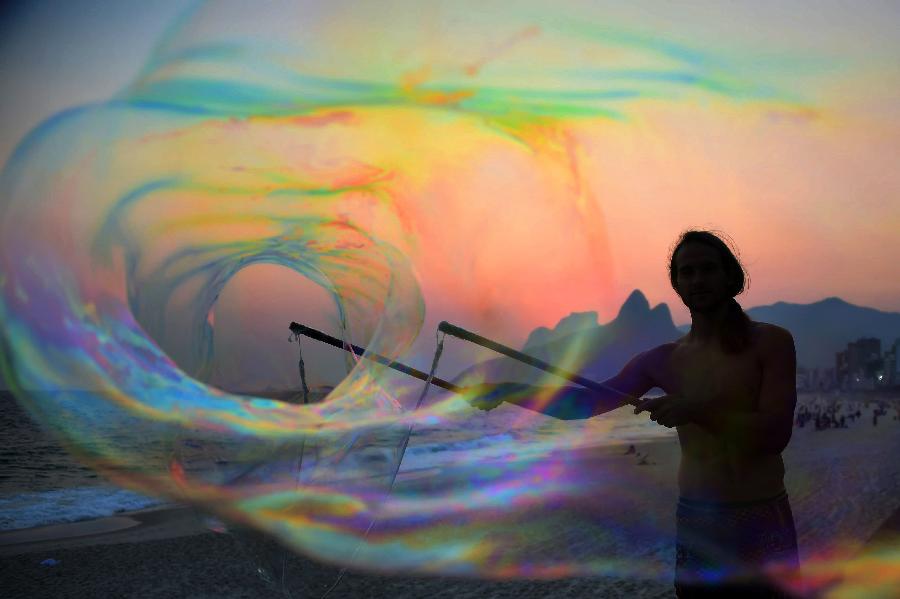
[{"xmin": 673, "ymin": 242, "xmax": 733, "ymax": 312}]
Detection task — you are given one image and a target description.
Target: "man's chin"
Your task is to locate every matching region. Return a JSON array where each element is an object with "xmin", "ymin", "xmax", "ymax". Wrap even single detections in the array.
[{"xmin": 686, "ymin": 296, "xmax": 726, "ymax": 312}]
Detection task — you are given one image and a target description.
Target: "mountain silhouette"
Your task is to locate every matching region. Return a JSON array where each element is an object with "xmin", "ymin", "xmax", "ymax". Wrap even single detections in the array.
[
  {"xmin": 745, "ymin": 297, "xmax": 900, "ymax": 369},
  {"xmin": 453, "ymin": 291, "xmax": 900, "ymax": 385},
  {"xmin": 454, "ymin": 290, "xmax": 682, "ymax": 385}
]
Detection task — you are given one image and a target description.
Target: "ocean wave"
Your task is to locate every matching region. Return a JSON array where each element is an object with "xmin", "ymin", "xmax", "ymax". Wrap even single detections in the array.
[{"xmin": 0, "ymin": 486, "xmax": 168, "ymax": 531}]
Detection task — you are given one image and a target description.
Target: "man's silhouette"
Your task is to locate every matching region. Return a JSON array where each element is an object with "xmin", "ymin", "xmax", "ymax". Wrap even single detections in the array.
[{"xmin": 468, "ymin": 230, "xmax": 799, "ymax": 597}]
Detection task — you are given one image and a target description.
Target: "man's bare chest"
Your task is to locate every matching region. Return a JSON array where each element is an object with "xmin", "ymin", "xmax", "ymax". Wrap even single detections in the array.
[{"xmin": 653, "ymin": 343, "xmax": 762, "ymax": 411}]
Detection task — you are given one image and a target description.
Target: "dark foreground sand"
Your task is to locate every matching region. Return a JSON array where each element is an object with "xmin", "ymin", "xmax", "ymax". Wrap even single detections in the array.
[
  {"xmin": 2, "ymin": 427, "xmax": 898, "ymax": 598},
  {"xmin": 0, "ymin": 502, "xmax": 678, "ymax": 599},
  {"xmin": 4, "ymin": 507, "xmax": 897, "ymax": 599},
  {"xmin": 0, "ymin": 525, "xmax": 676, "ymax": 598}
]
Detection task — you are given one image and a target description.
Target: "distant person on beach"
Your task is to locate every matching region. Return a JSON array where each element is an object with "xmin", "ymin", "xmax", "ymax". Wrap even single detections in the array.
[{"xmin": 467, "ymin": 230, "xmax": 799, "ymax": 597}]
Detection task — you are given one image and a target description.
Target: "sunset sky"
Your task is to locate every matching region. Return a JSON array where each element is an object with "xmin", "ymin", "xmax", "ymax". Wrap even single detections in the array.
[{"xmin": 1, "ymin": 1, "xmax": 899, "ymax": 390}]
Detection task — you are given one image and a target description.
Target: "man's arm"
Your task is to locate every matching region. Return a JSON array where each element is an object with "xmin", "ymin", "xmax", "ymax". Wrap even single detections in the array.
[{"xmin": 468, "ymin": 348, "xmax": 659, "ymax": 420}]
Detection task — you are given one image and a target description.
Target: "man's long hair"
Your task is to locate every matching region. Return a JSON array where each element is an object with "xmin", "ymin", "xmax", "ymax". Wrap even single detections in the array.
[{"xmin": 668, "ymin": 230, "xmax": 753, "ymax": 354}]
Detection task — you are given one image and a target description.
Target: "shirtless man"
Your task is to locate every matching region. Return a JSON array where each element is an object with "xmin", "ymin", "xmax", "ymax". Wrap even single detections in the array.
[{"xmin": 467, "ymin": 230, "xmax": 799, "ymax": 597}]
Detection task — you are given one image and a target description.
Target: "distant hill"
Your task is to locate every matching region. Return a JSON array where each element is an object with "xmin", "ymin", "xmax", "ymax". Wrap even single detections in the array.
[
  {"xmin": 453, "ymin": 292, "xmax": 900, "ymax": 384},
  {"xmin": 453, "ymin": 290, "xmax": 682, "ymax": 384},
  {"xmin": 746, "ymin": 297, "xmax": 900, "ymax": 369}
]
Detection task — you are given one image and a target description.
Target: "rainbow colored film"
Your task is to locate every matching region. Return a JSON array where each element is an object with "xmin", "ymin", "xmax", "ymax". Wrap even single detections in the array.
[{"xmin": 1, "ymin": 2, "xmax": 897, "ymax": 597}]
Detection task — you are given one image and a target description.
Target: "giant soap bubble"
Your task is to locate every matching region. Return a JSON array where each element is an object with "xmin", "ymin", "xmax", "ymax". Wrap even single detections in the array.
[{"xmin": 2, "ymin": 1, "xmax": 896, "ymax": 597}]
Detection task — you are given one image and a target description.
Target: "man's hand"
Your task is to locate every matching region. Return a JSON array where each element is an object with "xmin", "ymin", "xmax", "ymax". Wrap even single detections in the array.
[
  {"xmin": 634, "ymin": 394, "xmax": 707, "ymax": 428},
  {"xmin": 463, "ymin": 382, "xmax": 529, "ymax": 412}
]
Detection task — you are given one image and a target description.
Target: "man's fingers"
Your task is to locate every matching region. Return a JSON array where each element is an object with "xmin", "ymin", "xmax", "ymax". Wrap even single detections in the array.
[
  {"xmin": 659, "ymin": 415, "xmax": 684, "ymax": 428},
  {"xmin": 634, "ymin": 396, "xmax": 668, "ymax": 415},
  {"xmin": 658, "ymin": 407, "xmax": 692, "ymax": 428},
  {"xmin": 634, "ymin": 399, "xmax": 651, "ymax": 415},
  {"xmin": 636, "ymin": 395, "xmax": 679, "ymax": 415},
  {"xmin": 638, "ymin": 396, "xmax": 687, "ymax": 428},
  {"xmin": 654, "ymin": 412, "xmax": 672, "ymax": 427},
  {"xmin": 654, "ymin": 403, "xmax": 677, "ymax": 420},
  {"xmin": 657, "ymin": 407, "xmax": 679, "ymax": 427},
  {"xmin": 654, "ymin": 413, "xmax": 675, "ymax": 426}
]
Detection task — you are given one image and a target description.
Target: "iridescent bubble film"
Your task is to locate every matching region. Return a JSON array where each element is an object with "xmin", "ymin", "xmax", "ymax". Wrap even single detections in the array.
[{"xmin": 1, "ymin": 2, "xmax": 897, "ymax": 597}]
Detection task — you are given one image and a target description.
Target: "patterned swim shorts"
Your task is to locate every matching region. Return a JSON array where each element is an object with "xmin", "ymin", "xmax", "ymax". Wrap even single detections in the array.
[{"xmin": 674, "ymin": 490, "xmax": 799, "ymax": 598}]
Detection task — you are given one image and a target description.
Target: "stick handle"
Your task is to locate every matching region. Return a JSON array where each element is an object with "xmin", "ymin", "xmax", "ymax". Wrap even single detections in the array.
[
  {"xmin": 288, "ymin": 322, "xmax": 463, "ymax": 394},
  {"xmin": 437, "ymin": 321, "xmax": 639, "ymax": 406}
]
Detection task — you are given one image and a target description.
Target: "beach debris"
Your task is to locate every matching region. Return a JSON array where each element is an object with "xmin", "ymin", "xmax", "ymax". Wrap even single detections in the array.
[
  {"xmin": 203, "ymin": 515, "xmax": 229, "ymax": 533},
  {"xmin": 636, "ymin": 453, "xmax": 656, "ymax": 466},
  {"xmin": 39, "ymin": 558, "xmax": 60, "ymax": 566}
]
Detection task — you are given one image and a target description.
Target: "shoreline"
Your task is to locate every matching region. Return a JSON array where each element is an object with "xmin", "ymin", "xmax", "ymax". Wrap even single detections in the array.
[
  {"xmin": 5, "ymin": 495, "xmax": 896, "ymax": 559},
  {"xmin": 0, "ymin": 504, "xmax": 205, "ymax": 557},
  {"xmin": 0, "ymin": 433, "xmax": 675, "ymax": 538},
  {"xmin": 0, "ymin": 437, "xmax": 673, "ymax": 554}
]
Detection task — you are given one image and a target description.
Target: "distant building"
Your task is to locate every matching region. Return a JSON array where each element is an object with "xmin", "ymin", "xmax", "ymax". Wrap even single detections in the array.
[
  {"xmin": 835, "ymin": 337, "xmax": 882, "ymax": 391},
  {"xmin": 796, "ymin": 366, "xmax": 837, "ymax": 392},
  {"xmin": 884, "ymin": 339, "xmax": 900, "ymax": 387}
]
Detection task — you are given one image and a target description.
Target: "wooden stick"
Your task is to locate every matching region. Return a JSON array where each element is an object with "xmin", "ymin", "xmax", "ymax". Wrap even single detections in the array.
[
  {"xmin": 288, "ymin": 322, "xmax": 463, "ymax": 394},
  {"xmin": 437, "ymin": 321, "xmax": 640, "ymax": 406}
]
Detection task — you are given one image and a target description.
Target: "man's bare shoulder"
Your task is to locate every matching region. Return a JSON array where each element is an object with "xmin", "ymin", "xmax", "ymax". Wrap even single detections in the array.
[
  {"xmin": 748, "ymin": 322, "xmax": 796, "ymax": 367},
  {"xmin": 750, "ymin": 321, "xmax": 795, "ymax": 347}
]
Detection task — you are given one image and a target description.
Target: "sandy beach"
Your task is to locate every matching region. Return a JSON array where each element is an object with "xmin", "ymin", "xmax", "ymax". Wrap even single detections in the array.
[
  {"xmin": 2, "ymin": 414, "xmax": 898, "ymax": 598},
  {"xmin": 1, "ymin": 437, "xmax": 680, "ymax": 599},
  {"xmin": 0, "ymin": 509, "xmax": 675, "ymax": 598}
]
